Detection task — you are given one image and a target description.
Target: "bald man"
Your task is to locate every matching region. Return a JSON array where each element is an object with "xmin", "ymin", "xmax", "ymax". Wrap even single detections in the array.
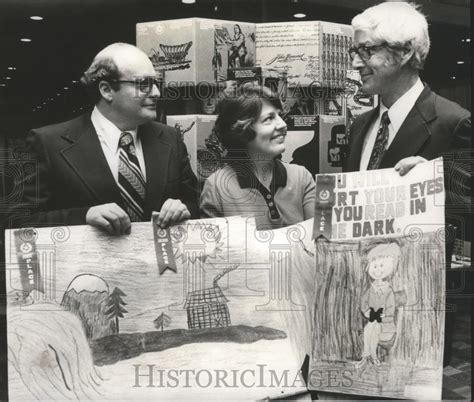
[{"xmin": 7, "ymin": 43, "xmax": 199, "ymax": 234}]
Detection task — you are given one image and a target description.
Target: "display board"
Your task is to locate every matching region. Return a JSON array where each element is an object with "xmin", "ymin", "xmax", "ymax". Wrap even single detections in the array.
[
  {"xmin": 137, "ymin": 18, "xmax": 352, "ymax": 87},
  {"xmin": 283, "ymin": 115, "xmax": 346, "ymax": 176},
  {"xmin": 5, "ymin": 216, "xmax": 315, "ymax": 400},
  {"xmin": 166, "ymin": 114, "xmax": 218, "ymax": 182},
  {"xmin": 256, "ymin": 21, "xmax": 353, "ymax": 86},
  {"xmin": 309, "ymin": 158, "xmax": 446, "ymax": 399},
  {"xmin": 5, "ymin": 160, "xmax": 447, "ymax": 400},
  {"xmin": 137, "ymin": 18, "xmax": 256, "ymax": 84}
]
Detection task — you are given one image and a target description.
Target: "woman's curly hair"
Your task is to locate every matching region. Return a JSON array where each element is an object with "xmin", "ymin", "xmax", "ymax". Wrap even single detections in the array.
[{"xmin": 212, "ymin": 83, "xmax": 283, "ymax": 158}]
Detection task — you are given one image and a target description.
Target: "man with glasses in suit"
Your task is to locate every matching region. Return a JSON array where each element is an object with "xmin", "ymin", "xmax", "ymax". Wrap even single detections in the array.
[
  {"xmin": 345, "ymin": 2, "xmax": 470, "ymax": 175},
  {"xmin": 344, "ymin": 2, "xmax": 471, "ymax": 366},
  {"xmin": 7, "ymin": 43, "xmax": 199, "ymax": 235}
]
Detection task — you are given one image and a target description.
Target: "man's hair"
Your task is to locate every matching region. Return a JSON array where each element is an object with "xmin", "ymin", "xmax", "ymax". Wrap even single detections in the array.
[
  {"xmin": 213, "ymin": 83, "xmax": 282, "ymax": 155},
  {"xmin": 351, "ymin": 2, "xmax": 430, "ymax": 70},
  {"xmin": 80, "ymin": 43, "xmax": 134, "ymax": 101}
]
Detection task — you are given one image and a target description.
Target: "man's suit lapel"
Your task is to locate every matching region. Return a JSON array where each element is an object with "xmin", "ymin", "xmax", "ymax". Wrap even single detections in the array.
[
  {"xmin": 380, "ymin": 86, "xmax": 436, "ymax": 168},
  {"xmin": 346, "ymin": 108, "xmax": 378, "ymax": 171},
  {"xmin": 140, "ymin": 123, "xmax": 171, "ymax": 217},
  {"xmin": 60, "ymin": 114, "xmax": 120, "ymax": 203}
]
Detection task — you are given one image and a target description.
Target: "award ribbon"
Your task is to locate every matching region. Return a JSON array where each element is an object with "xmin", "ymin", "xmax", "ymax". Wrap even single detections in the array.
[
  {"xmin": 14, "ymin": 228, "xmax": 44, "ymax": 294},
  {"xmin": 312, "ymin": 175, "xmax": 336, "ymax": 240},
  {"xmin": 152, "ymin": 214, "xmax": 177, "ymax": 275}
]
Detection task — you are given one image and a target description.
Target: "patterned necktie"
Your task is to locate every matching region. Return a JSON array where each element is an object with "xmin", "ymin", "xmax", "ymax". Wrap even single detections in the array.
[
  {"xmin": 367, "ymin": 111, "xmax": 390, "ymax": 170},
  {"xmin": 118, "ymin": 132, "xmax": 146, "ymax": 222}
]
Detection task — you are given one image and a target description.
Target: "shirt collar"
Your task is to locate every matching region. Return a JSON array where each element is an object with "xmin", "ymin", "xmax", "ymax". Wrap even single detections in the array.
[
  {"xmin": 91, "ymin": 106, "xmax": 138, "ymax": 151},
  {"xmin": 372, "ymin": 281, "xmax": 389, "ymax": 295},
  {"xmin": 234, "ymin": 158, "xmax": 287, "ymax": 191},
  {"xmin": 381, "ymin": 78, "xmax": 424, "ymax": 133}
]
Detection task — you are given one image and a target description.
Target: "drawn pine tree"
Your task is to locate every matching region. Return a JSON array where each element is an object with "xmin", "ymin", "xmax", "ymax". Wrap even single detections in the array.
[
  {"xmin": 154, "ymin": 312, "xmax": 172, "ymax": 331},
  {"xmin": 105, "ymin": 287, "xmax": 128, "ymax": 334}
]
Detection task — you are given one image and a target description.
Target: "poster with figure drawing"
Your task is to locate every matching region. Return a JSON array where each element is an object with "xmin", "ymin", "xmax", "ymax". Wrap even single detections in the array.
[
  {"xmin": 309, "ymin": 158, "xmax": 446, "ymax": 399},
  {"xmin": 283, "ymin": 115, "xmax": 347, "ymax": 176},
  {"xmin": 166, "ymin": 115, "xmax": 219, "ymax": 184},
  {"xmin": 5, "ymin": 216, "xmax": 317, "ymax": 400},
  {"xmin": 283, "ymin": 115, "xmax": 318, "ymax": 174},
  {"xmin": 137, "ymin": 18, "xmax": 255, "ymax": 85}
]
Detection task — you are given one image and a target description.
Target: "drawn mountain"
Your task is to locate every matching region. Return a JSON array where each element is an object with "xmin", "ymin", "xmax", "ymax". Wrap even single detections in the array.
[{"xmin": 61, "ymin": 274, "xmax": 115, "ymax": 339}]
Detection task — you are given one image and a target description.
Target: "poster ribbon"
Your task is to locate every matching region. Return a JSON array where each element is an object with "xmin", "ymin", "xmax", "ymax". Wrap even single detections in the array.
[
  {"xmin": 312, "ymin": 175, "xmax": 336, "ymax": 240},
  {"xmin": 152, "ymin": 215, "xmax": 177, "ymax": 275},
  {"xmin": 14, "ymin": 228, "xmax": 44, "ymax": 293}
]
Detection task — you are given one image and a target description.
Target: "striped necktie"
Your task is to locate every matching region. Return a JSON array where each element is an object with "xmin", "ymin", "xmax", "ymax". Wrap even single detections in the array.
[
  {"xmin": 118, "ymin": 132, "xmax": 146, "ymax": 222},
  {"xmin": 367, "ymin": 111, "xmax": 390, "ymax": 170}
]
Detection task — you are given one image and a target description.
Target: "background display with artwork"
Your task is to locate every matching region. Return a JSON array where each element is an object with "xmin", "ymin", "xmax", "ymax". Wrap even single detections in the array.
[{"xmin": 137, "ymin": 17, "xmax": 377, "ymax": 176}]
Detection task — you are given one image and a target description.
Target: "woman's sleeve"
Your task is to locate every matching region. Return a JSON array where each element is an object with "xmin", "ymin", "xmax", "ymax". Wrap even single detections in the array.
[
  {"xmin": 302, "ymin": 168, "xmax": 316, "ymax": 220},
  {"xmin": 199, "ymin": 175, "xmax": 223, "ymax": 218}
]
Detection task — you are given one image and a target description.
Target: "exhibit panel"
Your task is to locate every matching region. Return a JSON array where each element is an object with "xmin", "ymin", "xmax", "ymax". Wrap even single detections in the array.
[
  {"xmin": 138, "ymin": 18, "xmax": 378, "ymax": 175},
  {"xmin": 5, "ymin": 216, "xmax": 315, "ymax": 400},
  {"xmin": 4, "ymin": 160, "xmax": 448, "ymax": 400},
  {"xmin": 283, "ymin": 115, "xmax": 347, "ymax": 176},
  {"xmin": 309, "ymin": 159, "xmax": 446, "ymax": 399},
  {"xmin": 256, "ymin": 21, "xmax": 353, "ymax": 87},
  {"xmin": 166, "ymin": 114, "xmax": 218, "ymax": 182},
  {"xmin": 137, "ymin": 18, "xmax": 256, "ymax": 85}
]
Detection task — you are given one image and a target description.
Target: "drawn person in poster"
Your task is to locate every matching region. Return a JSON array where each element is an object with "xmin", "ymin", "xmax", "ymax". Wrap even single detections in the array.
[
  {"xmin": 226, "ymin": 24, "xmax": 246, "ymax": 68},
  {"xmin": 357, "ymin": 242, "xmax": 401, "ymax": 368}
]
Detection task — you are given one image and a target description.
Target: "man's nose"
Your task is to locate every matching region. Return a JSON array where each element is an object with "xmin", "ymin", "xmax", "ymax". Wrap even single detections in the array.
[
  {"xmin": 351, "ymin": 53, "xmax": 365, "ymax": 69},
  {"xmin": 150, "ymin": 83, "xmax": 160, "ymax": 97}
]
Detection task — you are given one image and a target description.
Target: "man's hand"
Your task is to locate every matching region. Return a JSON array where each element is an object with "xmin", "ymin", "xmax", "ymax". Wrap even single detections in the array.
[
  {"xmin": 394, "ymin": 156, "xmax": 427, "ymax": 176},
  {"xmin": 86, "ymin": 203, "xmax": 131, "ymax": 236},
  {"xmin": 155, "ymin": 198, "xmax": 191, "ymax": 228}
]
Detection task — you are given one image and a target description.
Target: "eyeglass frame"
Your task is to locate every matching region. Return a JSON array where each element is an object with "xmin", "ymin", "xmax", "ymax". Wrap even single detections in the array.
[
  {"xmin": 111, "ymin": 76, "xmax": 161, "ymax": 93},
  {"xmin": 348, "ymin": 43, "xmax": 405, "ymax": 62}
]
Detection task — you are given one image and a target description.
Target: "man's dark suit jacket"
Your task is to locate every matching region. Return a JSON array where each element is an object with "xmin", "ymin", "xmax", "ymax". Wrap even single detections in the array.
[
  {"xmin": 7, "ymin": 114, "xmax": 200, "ymax": 227},
  {"xmin": 344, "ymin": 85, "xmax": 471, "ymax": 231}
]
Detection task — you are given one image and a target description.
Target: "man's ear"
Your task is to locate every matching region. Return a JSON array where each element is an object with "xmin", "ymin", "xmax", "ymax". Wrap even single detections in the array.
[
  {"xmin": 399, "ymin": 46, "xmax": 415, "ymax": 67},
  {"xmin": 98, "ymin": 80, "xmax": 114, "ymax": 102}
]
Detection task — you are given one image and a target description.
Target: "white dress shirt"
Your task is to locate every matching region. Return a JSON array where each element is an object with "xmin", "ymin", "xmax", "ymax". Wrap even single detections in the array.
[
  {"xmin": 90, "ymin": 106, "xmax": 147, "ymax": 182},
  {"xmin": 359, "ymin": 78, "xmax": 425, "ymax": 171}
]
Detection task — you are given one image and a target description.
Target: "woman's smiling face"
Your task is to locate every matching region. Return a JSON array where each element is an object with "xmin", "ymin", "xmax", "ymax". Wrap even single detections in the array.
[{"xmin": 247, "ymin": 100, "xmax": 287, "ymax": 159}]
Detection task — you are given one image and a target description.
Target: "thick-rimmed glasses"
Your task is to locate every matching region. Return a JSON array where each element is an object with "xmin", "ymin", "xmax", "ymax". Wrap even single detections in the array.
[
  {"xmin": 348, "ymin": 43, "xmax": 406, "ymax": 61},
  {"xmin": 348, "ymin": 44, "xmax": 389, "ymax": 61},
  {"xmin": 112, "ymin": 76, "xmax": 160, "ymax": 93}
]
